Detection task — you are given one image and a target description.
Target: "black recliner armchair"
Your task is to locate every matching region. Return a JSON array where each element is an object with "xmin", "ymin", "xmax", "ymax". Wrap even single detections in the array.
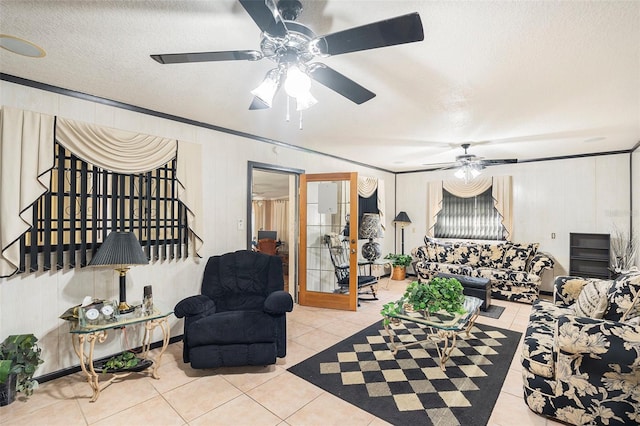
[{"xmin": 174, "ymin": 250, "xmax": 293, "ymax": 369}]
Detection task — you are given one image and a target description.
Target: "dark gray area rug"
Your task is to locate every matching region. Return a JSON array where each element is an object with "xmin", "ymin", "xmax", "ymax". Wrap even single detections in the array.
[
  {"xmin": 479, "ymin": 304, "xmax": 505, "ymax": 319},
  {"xmin": 288, "ymin": 320, "xmax": 521, "ymax": 425}
]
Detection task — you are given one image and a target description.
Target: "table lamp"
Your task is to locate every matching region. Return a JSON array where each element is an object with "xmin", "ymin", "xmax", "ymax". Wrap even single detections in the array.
[
  {"xmin": 89, "ymin": 231, "xmax": 148, "ymax": 314},
  {"xmin": 393, "ymin": 211, "xmax": 412, "ymax": 255},
  {"xmin": 359, "ymin": 213, "xmax": 383, "ymax": 261}
]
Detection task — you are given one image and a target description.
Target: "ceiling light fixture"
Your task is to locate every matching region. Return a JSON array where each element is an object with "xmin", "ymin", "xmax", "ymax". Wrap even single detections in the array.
[
  {"xmin": 0, "ymin": 34, "xmax": 46, "ymax": 58},
  {"xmin": 454, "ymin": 163, "xmax": 483, "ymax": 183},
  {"xmin": 251, "ymin": 68, "xmax": 282, "ymax": 108},
  {"xmin": 251, "ymin": 63, "xmax": 318, "ymax": 129}
]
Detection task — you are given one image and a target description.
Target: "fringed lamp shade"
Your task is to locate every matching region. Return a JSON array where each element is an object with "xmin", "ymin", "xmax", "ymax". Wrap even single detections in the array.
[
  {"xmin": 359, "ymin": 213, "xmax": 383, "ymax": 261},
  {"xmin": 89, "ymin": 231, "xmax": 148, "ymax": 313}
]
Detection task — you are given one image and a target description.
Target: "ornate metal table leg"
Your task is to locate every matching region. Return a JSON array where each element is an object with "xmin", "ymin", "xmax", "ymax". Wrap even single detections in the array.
[
  {"xmin": 142, "ymin": 317, "xmax": 171, "ymax": 379},
  {"xmin": 431, "ymin": 329, "xmax": 458, "ymax": 371},
  {"xmin": 72, "ymin": 330, "xmax": 108, "ymax": 402}
]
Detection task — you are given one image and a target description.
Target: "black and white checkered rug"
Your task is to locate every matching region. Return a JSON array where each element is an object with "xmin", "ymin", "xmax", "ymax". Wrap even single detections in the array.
[{"xmin": 288, "ymin": 320, "xmax": 521, "ymax": 425}]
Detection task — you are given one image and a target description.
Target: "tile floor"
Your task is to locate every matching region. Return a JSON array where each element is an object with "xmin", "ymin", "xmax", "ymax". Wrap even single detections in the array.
[{"xmin": 0, "ymin": 279, "xmax": 564, "ymax": 425}]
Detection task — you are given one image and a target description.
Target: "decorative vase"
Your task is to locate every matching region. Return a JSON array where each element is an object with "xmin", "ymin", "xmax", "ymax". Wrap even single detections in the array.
[
  {"xmin": 0, "ymin": 373, "xmax": 17, "ymax": 406},
  {"xmin": 361, "ymin": 239, "xmax": 381, "ymax": 261},
  {"xmin": 391, "ymin": 266, "xmax": 406, "ymax": 280}
]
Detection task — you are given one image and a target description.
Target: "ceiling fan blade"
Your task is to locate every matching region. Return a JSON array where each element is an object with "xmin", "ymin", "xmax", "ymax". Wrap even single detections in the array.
[
  {"xmin": 482, "ymin": 159, "xmax": 518, "ymax": 165},
  {"xmin": 239, "ymin": 0, "xmax": 288, "ymax": 38},
  {"xmin": 151, "ymin": 50, "xmax": 262, "ymax": 64},
  {"xmin": 308, "ymin": 64, "xmax": 375, "ymax": 104},
  {"xmin": 421, "ymin": 161, "xmax": 458, "ymax": 169},
  {"xmin": 249, "ymin": 97, "xmax": 271, "ymax": 110},
  {"xmin": 313, "ymin": 12, "xmax": 424, "ymax": 57}
]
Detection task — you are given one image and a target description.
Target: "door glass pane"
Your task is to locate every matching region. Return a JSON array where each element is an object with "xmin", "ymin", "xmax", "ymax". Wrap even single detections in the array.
[{"xmin": 305, "ymin": 180, "xmax": 350, "ymax": 293}]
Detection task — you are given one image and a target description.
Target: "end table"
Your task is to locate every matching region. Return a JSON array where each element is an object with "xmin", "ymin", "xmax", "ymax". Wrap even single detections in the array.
[{"xmin": 63, "ymin": 306, "xmax": 172, "ymax": 402}]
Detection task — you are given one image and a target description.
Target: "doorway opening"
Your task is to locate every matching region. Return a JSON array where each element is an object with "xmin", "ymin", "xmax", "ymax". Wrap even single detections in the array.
[{"xmin": 247, "ymin": 162, "xmax": 303, "ymax": 301}]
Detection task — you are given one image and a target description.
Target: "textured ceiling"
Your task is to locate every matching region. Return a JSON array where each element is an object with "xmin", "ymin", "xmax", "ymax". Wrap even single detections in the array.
[{"xmin": 1, "ymin": 0, "xmax": 639, "ymax": 172}]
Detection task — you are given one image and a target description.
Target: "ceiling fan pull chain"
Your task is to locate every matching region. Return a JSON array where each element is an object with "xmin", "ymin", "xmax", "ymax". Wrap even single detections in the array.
[{"xmin": 286, "ymin": 96, "xmax": 291, "ymax": 122}]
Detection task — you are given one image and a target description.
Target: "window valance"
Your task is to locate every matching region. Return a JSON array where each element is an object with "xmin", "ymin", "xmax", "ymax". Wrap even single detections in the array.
[
  {"xmin": 0, "ymin": 106, "xmax": 203, "ymax": 277},
  {"xmin": 426, "ymin": 176, "xmax": 513, "ymax": 240},
  {"xmin": 56, "ymin": 117, "xmax": 177, "ymax": 173},
  {"xmin": 358, "ymin": 176, "xmax": 385, "ymax": 230}
]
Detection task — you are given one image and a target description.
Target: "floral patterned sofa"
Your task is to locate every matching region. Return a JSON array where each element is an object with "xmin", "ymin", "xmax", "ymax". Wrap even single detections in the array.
[
  {"xmin": 411, "ymin": 238, "xmax": 554, "ymax": 304},
  {"xmin": 522, "ymin": 272, "xmax": 640, "ymax": 425}
]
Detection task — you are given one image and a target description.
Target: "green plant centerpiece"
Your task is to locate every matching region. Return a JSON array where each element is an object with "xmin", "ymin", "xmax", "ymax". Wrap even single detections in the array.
[
  {"xmin": 381, "ymin": 277, "xmax": 466, "ymax": 325},
  {"xmin": 384, "ymin": 253, "xmax": 413, "ymax": 268},
  {"xmin": 100, "ymin": 351, "xmax": 140, "ymax": 373},
  {"xmin": 0, "ymin": 334, "xmax": 44, "ymax": 399}
]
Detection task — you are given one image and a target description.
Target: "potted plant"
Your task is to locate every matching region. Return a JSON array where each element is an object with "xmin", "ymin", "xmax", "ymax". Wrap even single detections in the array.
[
  {"xmin": 381, "ymin": 277, "xmax": 466, "ymax": 325},
  {"xmin": 384, "ymin": 253, "xmax": 413, "ymax": 280},
  {"xmin": 0, "ymin": 334, "xmax": 44, "ymax": 406}
]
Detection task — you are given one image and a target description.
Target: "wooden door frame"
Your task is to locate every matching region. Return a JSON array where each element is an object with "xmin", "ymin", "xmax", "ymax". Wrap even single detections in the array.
[{"xmin": 299, "ymin": 172, "xmax": 358, "ymax": 311}]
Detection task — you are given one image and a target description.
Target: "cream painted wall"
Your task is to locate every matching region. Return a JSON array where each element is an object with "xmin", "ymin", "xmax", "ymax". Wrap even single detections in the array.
[
  {"xmin": 396, "ymin": 154, "xmax": 632, "ymax": 292},
  {"xmin": 0, "ymin": 80, "xmax": 396, "ymax": 377}
]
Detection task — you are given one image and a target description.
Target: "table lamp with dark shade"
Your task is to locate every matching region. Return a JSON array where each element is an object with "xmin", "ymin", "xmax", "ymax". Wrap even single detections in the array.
[
  {"xmin": 359, "ymin": 213, "xmax": 383, "ymax": 261},
  {"xmin": 393, "ymin": 211, "xmax": 412, "ymax": 255},
  {"xmin": 88, "ymin": 231, "xmax": 148, "ymax": 314}
]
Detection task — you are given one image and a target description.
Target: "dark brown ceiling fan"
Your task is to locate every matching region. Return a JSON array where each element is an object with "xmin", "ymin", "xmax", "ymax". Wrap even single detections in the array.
[{"xmin": 150, "ymin": 0, "xmax": 424, "ymax": 110}]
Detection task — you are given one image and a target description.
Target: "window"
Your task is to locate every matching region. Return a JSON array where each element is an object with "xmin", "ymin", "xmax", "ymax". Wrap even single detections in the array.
[
  {"xmin": 434, "ymin": 188, "xmax": 505, "ymax": 240},
  {"xmin": 19, "ymin": 142, "xmax": 189, "ymax": 273}
]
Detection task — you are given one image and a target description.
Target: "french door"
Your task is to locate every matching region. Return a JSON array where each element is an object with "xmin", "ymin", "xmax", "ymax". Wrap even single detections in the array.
[{"xmin": 298, "ymin": 172, "xmax": 358, "ymax": 310}]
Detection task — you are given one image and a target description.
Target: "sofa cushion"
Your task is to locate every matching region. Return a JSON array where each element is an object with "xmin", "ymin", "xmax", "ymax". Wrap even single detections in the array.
[
  {"xmin": 189, "ymin": 310, "xmax": 276, "ymax": 346},
  {"xmin": 434, "ymin": 242, "xmax": 454, "ymax": 263},
  {"xmin": 501, "ymin": 243, "xmax": 538, "ymax": 271},
  {"xmin": 603, "ymin": 271, "xmax": 640, "ymax": 322},
  {"xmin": 521, "ymin": 300, "xmax": 573, "ymax": 378},
  {"xmin": 571, "ymin": 279, "xmax": 611, "ymax": 318},
  {"xmin": 453, "ymin": 242, "xmax": 481, "ymax": 266},
  {"xmin": 474, "ymin": 267, "xmax": 510, "ymax": 281},
  {"xmin": 479, "ymin": 243, "xmax": 508, "ymax": 268}
]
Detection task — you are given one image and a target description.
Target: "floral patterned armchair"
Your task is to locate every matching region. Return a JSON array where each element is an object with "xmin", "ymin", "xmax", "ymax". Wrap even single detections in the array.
[{"xmin": 522, "ymin": 272, "xmax": 640, "ymax": 425}]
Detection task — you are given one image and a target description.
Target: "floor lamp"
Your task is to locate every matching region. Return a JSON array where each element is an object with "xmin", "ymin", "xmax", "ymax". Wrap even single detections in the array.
[
  {"xmin": 89, "ymin": 231, "xmax": 148, "ymax": 314},
  {"xmin": 393, "ymin": 212, "xmax": 412, "ymax": 255}
]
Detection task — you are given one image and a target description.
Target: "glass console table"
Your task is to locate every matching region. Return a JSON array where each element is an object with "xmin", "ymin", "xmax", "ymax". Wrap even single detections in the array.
[
  {"xmin": 383, "ymin": 296, "xmax": 482, "ymax": 371},
  {"xmin": 64, "ymin": 306, "xmax": 172, "ymax": 402}
]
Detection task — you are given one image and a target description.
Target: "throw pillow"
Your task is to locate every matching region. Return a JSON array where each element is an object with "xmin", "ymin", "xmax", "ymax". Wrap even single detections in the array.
[
  {"xmin": 501, "ymin": 243, "xmax": 532, "ymax": 271},
  {"xmin": 572, "ymin": 279, "xmax": 611, "ymax": 318},
  {"xmin": 603, "ymin": 271, "xmax": 640, "ymax": 322},
  {"xmin": 480, "ymin": 243, "xmax": 508, "ymax": 269}
]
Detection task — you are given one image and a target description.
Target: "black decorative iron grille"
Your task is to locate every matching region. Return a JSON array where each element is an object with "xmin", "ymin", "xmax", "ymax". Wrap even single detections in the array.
[{"xmin": 20, "ymin": 142, "xmax": 188, "ymax": 272}]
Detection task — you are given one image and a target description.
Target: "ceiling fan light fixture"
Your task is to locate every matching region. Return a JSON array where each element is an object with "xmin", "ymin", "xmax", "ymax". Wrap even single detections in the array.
[
  {"xmin": 294, "ymin": 90, "xmax": 317, "ymax": 111},
  {"xmin": 284, "ymin": 64, "xmax": 312, "ymax": 98},
  {"xmin": 250, "ymin": 68, "xmax": 281, "ymax": 107},
  {"xmin": 455, "ymin": 164, "xmax": 482, "ymax": 183}
]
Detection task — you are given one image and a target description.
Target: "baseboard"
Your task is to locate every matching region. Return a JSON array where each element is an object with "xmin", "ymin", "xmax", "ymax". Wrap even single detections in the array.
[{"xmin": 35, "ymin": 335, "xmax": 184, "ymax": 384}]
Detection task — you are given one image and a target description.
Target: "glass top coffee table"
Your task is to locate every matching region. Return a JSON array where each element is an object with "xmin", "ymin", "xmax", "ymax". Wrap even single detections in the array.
[{"xmin": 383, "ymin": 296, "xmax": 483, "ymax": 371}]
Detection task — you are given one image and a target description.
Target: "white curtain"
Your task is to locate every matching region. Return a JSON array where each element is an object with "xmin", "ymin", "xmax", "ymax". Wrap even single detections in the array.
[
  {"xmin": 426, "ymin": 176, "xmax": 513, "ymax": 240},
  {"xmin": 273, "ymin": 200, "xmax": 289, "ymax": 245},
  {"xmin": 0, "ymin": 106, "xmax": 54, "ymax": 277},
  {"xmin": 357, "ymin": 176, "xmax": 386, "ymax": 230},
  {"xmin": 426, "ymin": 181, "xmax": 443, "ymax": 238},
  {"xmin": 253, "ymin": 199, "xmax": 289, "ymax": 246}
]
